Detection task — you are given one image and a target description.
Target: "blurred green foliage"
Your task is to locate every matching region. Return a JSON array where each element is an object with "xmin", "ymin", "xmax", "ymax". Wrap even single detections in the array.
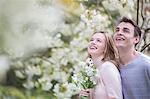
[{"xmin": 0, "ymin": 85, "xmax": 57, "ymax": 99}]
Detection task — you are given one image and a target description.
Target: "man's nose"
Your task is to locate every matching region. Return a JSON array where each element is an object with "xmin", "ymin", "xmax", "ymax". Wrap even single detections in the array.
[{"xmin": 116, "ymin": 30, "xmax": 123, "ymax": 35}]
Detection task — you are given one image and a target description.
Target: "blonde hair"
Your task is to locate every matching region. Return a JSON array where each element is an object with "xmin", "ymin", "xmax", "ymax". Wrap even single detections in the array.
[{"xmin": 88, "ymin": 31, "xmax": 120, "ymax": 68}]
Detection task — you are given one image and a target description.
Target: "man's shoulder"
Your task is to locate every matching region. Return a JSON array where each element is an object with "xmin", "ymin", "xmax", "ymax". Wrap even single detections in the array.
[
  {"xmin": 138, "ymin": 52, "xmax": 150, "ymax": 66},
  {"xmin": 139, "ymin": 52, "xmax": 150, "ymax": 60}
]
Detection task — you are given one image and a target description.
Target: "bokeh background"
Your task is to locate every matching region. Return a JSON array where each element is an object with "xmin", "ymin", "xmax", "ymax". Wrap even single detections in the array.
[{"xmin": 0, "ymin": 0, "xmax": 149, "ymax": 98}]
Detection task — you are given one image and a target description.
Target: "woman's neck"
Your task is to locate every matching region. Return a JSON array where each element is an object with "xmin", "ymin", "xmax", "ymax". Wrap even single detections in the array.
[{"xmin": 91, "ymin": 55, "xmax": 104, "ymax": 68}]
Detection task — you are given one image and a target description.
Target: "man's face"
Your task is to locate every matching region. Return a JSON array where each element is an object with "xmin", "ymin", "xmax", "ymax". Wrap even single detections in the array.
[{"xmin": 114, "ymin": 22, "xmax": 139, "ymax": 49}]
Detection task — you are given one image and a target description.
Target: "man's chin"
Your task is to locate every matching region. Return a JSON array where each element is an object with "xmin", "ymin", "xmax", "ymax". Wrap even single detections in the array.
[{"xmin": 116, "ymin": 45, "xmax": 125, "ymax": 49}]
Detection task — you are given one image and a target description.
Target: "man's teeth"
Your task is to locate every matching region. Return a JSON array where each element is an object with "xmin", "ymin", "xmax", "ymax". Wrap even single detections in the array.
[{"xmin": 116, "ymin": 38, "xmax": 124, "ymax": 41}]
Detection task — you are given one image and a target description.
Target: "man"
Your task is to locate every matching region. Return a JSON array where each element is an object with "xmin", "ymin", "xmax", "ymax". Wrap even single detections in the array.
[{"xmin": 113, "ymin": 16, "xmax": 150, "ymax": 99}]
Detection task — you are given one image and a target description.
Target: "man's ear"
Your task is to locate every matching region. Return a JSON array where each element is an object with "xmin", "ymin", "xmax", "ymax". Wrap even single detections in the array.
[{"xmin": 134, "ymin": 36, "xmax": 140, "ymax": 44}]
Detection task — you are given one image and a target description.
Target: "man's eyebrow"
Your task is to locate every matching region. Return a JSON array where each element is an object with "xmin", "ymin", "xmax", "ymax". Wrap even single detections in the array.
[{"xmin": 123, "ymin": 27, "xmax": 130, "ymax": 30}]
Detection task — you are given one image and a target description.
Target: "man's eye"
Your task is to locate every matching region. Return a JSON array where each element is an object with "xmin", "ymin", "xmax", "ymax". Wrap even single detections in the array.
[
  {"xmin": 115, "ymin": 28, "xmax": 119, "ymax": 32},
  {"xmin": 123, "ymin": 29, "xmax": 129, "ymax": 33},
  {"xmin": 115, "ymin": 29, "xmax": 119, "ymax": 32},
  {"xmin": 90, "ymin": 39, "xmax": 93, "ymax": 41}
]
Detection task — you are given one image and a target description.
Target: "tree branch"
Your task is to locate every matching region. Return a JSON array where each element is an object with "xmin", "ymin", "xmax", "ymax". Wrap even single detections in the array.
[
  {"xmin": 141, "ymin": 42, "xmax": 150, "ymax": 52},
  {"xmin": 137, "ymin": 0, "xmax": 140, "ymax": 25},
  {"xmin": 145, "ymin": 27, "xmax": 150, "ymax": 32},
  {"xmin": 140, "ymin": 0, "xmax": 146, "ymax": 28}
]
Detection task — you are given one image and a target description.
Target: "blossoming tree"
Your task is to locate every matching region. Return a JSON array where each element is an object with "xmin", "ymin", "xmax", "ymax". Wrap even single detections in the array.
[{"xmin": 0, "ymin": 0, "xmax": 149, "ymax": 98}]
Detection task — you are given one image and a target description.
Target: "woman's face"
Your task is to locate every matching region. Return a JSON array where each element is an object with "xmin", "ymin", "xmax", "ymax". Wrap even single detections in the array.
[{"xmin": 88, "ymin": 33, "xmax": 106, "ymax": 57}]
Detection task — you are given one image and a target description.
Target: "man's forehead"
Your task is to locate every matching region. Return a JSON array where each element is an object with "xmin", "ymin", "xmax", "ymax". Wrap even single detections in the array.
[{"xmin": 116, "ymin": 22, "xmax": 134, "ymax": 29}]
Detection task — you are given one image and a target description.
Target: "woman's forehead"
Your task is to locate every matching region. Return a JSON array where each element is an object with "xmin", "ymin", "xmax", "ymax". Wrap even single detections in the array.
[{"xmin": 92, "ymin": 33, "xmax": 105, "ymax": 38}]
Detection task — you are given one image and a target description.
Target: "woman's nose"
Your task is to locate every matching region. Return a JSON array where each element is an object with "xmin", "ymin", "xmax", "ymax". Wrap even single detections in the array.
[{"xmin": 91, "ymin": 40, "xmax": 96, "ymax": 44}]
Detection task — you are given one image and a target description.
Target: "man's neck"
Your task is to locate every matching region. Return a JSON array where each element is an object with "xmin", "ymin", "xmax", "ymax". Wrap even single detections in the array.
[{"xmin": 118, "ymin": 48, "xmax": 138, "ymax": 66}]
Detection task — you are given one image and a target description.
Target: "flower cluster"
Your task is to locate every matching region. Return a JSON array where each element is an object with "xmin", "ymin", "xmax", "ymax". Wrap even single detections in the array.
[{"xmin": 72, "ymin": 58, "xmax": 98, "ymax": 90}]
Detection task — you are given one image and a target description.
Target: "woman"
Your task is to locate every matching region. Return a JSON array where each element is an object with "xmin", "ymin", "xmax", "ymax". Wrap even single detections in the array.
[{"xmin": 79, "ymin": 31, "xmax": 123, "ymax": 99}]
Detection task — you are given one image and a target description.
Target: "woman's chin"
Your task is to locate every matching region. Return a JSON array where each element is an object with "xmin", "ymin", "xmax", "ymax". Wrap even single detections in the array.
[{"xmin": 89, "ymin": 51, "xmax": 98, "ymax": 56}]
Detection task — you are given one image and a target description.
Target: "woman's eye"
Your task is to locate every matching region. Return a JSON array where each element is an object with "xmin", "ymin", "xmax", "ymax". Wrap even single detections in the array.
[{"xmin": 97, "ymin": 39, "xmax": 101, "ymax": 42}]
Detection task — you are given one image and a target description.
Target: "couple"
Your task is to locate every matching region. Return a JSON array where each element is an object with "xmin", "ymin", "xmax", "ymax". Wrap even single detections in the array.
[{"xmin": 79, "ymin": 16, "xmax": 150, "ymax": 99}]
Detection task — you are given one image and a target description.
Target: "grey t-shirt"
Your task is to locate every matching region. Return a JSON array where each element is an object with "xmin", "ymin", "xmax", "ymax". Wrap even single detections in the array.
[{"xmin": 120, "ymin": 53, "xmax": 150, "ymax": 99}]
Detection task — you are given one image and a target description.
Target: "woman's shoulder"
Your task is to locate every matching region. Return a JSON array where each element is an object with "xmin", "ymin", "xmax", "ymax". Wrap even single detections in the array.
[
  {"xmin": 101, "ymin": 61, "xmax": 119, "ymax": 71},
  {"xmin": 100, "ymin": 61, "xmax": 121, "ymax": 80},
  {"xmin": 102, "ymin": 61, "xmax": 116, "ymax": 67}
]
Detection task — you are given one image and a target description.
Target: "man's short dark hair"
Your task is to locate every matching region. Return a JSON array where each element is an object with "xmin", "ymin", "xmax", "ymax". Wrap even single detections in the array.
[{"xmin": 118, "ymin": 16, "xmax": 142, "ymax": 38}]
